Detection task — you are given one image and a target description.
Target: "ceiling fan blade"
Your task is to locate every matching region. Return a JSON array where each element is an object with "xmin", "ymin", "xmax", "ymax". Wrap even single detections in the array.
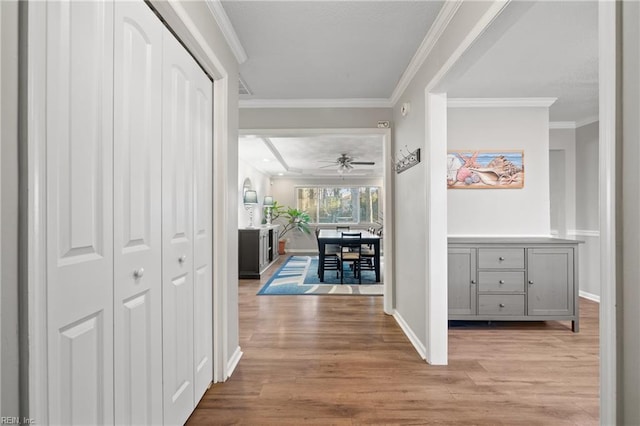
[{"xmin": 350, "ymin": 161, "xmax": 375, "ymax": 165}]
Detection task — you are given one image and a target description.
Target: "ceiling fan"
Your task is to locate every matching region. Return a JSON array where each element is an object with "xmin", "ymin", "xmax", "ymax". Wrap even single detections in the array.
[{"xmin": 318, "ymin": 153, "xmax": 376, "ymax": 174}]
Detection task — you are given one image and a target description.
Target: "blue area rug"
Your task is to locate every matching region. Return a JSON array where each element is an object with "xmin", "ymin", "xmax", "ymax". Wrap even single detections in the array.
[{"xmin": 257, "ymin": 256, "xmax": 383, "ymax": 296}]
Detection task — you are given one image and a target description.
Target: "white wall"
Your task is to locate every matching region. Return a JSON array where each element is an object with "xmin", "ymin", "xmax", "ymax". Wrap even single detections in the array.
[
  {"xmin": 1, "ymin": 0, "xmax": 20, "ymax": 417},
  {"xmin": 447, "ymin": 107, "xmax": 551, "ymax": 236},
  {"xmin": 549, "ymin": 128, "xmax": 577, "ymax": 235},
  {"xmin": 391, "ymin": 1, "xmax": 505, "ymax": 362},
  {"xmin": 576, "ymin": 122, "xmax": 599, "ymax": 231},
  {"xmin": 240, "ymin": 107, "xmax": 392, "ymax": 130},
  {"xmin": 621, "ymin": 3, "xmax": 640, "ymax": 422},
  {"xmin": 574, "ymin": 121, "xmax": 600, "ymax": 301},
  {"xmin": 238, "ymin": 161, "xmax": 271, "ymax": 228}
]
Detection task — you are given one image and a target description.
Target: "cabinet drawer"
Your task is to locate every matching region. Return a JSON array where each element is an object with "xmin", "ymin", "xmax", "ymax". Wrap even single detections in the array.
[
  {"xmin": 478, "ymin": 295, "xmax": 525, "ymax": 316},
  {"xmin": 478, "ymin": 248, "xmax": 525, "ymax": 269},
  {"xmin": 478, "ymin": 272, "xmax": 525, "ymax": 292}
]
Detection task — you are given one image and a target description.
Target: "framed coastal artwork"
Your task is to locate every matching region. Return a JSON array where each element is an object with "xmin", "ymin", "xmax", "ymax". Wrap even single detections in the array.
[{"xmin": 447, "ymin": 150, "xmax": 524, "ymax": 189}]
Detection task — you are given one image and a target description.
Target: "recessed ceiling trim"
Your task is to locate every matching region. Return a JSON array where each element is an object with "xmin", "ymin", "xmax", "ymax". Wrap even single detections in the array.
[
  {"xmin": 239, "ymin": 76, "xmax": 252, "ymax": 96},
  {"xmin": 550, "ymin": 116, "xmax": 599, "ymax": 130},
  {"xmin": 239, "ymin": 98, "xmax": 392, "ymax": 109},
  {"xmin": 390, "ymin": 0, "xmax": 463, "ymax": 105},
  {"xmin": 261, "ymin": 137, "xmax": 301, "ymax": 174},
  {"xmin": 205, "ymin": 0, "xmax": 248, "ymax": 64},
  {"xmin": 447, "ymin": 97, "xmax": 558, "ymax": 108},
  {"xmin": 575, "ymin": 115, "xmax": 599, "ymax": 128}
]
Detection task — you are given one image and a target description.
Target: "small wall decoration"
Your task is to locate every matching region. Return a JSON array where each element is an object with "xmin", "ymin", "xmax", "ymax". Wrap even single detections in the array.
[
  {"xmin": 447, "ymin": 150, "xmax": 524, "ymax": 189},
  {"xmin": 395, "ymin": 148, "xmax": 421, "ymax": 174}
]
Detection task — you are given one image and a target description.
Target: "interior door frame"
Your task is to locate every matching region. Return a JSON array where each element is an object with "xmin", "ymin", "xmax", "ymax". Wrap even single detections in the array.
[
  {"xmin": 24, "ymin": 1, "xmax": 233, "ymax": 421},
  {"xmin": 239, "ymin": 127, "xmax": 394, "ymax": 314}
]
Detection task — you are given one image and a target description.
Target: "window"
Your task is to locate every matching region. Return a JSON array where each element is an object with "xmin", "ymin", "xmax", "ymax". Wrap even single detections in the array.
[{"xmin": 296, "ymin": 186, "xmax": 380, "ymax": 224}]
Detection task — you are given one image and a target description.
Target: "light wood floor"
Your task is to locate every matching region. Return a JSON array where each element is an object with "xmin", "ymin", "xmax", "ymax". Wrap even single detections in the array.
[{"xmin": 188, "ymin": 255, "xmax": 599, "ymax": 425}]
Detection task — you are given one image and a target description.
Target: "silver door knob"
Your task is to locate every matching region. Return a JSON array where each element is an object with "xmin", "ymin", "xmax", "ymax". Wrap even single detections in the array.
[
  {"xmin": 528, "ymin": 280, "xmax": 534, "ymax": 285},
  {"xmin": 499, "ymin": 280, "xmax": 505, "ymax": 284},
  {"xmin": 499, "ymin": 257, "xmax": 505, "ymax": 261},
  {"xmin": 133, "ymin": 268, "xmax": 144, "ymax": 279},
  {"xmin": 178, "ymin": 255, "xmax": 187, "ymax": 264},
  {"xmin": 471, "ymin": 280, "xmax": 476, "ymax": 284},
  {"xmin": 499, "ymin": 303, "xmax": 505, "ymax": 308}
]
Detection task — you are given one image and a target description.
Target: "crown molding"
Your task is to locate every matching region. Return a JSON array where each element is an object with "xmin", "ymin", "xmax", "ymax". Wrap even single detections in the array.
[
  {"xmin": 239, "ymin": 98, "xmax": 393, "ymax": 109},
  {"xmin": 549, "ymin": 121, "xmax": 577, "ymax": 129},
  {"xmin": 447, "ymin": 97, "xmax": 558, "ymax": 108},
  {"xmin": 390, "ymin": 1, "xmax": 463, "ymax": 105},
  {"xmin": 575, "ymin": 115, "xmax": 599, "ymax": 128},
  {"xmin": 550, "ymin": 116, "xmax": 600, "ymax": 129},
  {"xmin": 205, "ymin": 0, "xmax": 247, "ymax": 64}
]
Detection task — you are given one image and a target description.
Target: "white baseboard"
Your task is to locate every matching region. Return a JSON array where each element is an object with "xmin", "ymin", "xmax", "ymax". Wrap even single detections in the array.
[
  {"xmin": 579, "ymin": 290, "xmax": 601, "ymax": 303},
  {"xmin": 226, "ymin": 346, "xmax": 243, "ymax": 379},
  {"xmin": 393, "ymin": 310, "xmax": 426, "ymax": 360}
]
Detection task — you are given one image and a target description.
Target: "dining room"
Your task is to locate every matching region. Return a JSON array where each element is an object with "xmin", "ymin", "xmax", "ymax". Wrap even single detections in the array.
[{"xmin": 237, "ymin": 130, "xmax": 392, "ymax": 302}]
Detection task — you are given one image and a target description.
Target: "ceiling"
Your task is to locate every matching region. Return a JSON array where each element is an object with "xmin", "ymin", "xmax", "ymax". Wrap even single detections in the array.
[
  {"xmin": 226, "ymin": 0, "xmax": 599, "ymax": 176},
  {"xmin": 222, "ymin": 1, "xmax": 445, "ymax": 100},
  {"xmin": 444, "ymin": 1, "xmax": 598, "ymax": 122},
  {"xmin": 239, "ymin": 134, "xmax": 384, "ymax": 178}
]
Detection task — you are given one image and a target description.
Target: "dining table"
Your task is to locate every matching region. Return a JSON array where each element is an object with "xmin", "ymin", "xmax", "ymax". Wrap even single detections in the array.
[{"xmin": 317, "ymin": 229, "xmax": 381, "ymax": 282}]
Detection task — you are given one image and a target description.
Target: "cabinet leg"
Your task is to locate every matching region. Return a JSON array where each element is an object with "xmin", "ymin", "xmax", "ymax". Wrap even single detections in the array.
[{"xmin": 572, "ymin": 319, "xmax": 579, "ymax": 333}]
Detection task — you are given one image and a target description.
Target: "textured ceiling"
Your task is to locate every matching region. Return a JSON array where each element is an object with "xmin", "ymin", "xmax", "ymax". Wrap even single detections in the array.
[
  {"xmin": 445, "ymin": 1, "xmax": 598, "ymax": 122},
  {"xmin": 222, "ymin": 0, "xmax": 444, "ymax": 99},
  {"xmin": 233, "ymin": 1, "xmax": 598, "ymax": 175},
  {"xmin": 239, "ymin": 134, "xmax": 384, "ymax": 177}
]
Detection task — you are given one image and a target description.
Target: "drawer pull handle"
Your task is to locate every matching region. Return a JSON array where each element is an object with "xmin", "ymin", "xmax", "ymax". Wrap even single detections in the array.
[
  {"xmin": 528, "ymin": 280, "xmax": 534, "ymax": 285},
  {"xmin": 133, "ymin": 268, "xmax": 144, "ymax": 279},
  {"xmin": 499, "ymin": 303, "xmax": 505, "ymax": 308},
  {"xmin": 499, "ymin": 257, "xmax": 505, "ymax": 261},
  {"xmin": 178, "ymin": 255, "xmax": 187, "ymax": 264},
  {"xmin": 471, "ymin": 280, "xmax": 476, "ymax": 284},
  {"xmin": 499, "ymin": 280, "xmax": 505, "ymax": 284}
]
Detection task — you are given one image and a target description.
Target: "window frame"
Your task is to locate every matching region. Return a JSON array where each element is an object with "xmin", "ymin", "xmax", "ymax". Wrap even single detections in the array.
[{"xmin": 294, "ymin": 185, "xmax": 381, "ymax": 226}]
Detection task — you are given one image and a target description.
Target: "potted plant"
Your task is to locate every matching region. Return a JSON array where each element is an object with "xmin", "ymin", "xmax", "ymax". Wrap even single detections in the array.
[{"xmin": 274, "ymin": 205, "xmax": 311, "ymax": 254}]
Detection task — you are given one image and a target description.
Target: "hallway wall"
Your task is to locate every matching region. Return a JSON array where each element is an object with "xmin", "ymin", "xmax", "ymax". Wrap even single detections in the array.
[
  {"xmin": 391, "ymin": 1, "xmax": 508, "ymax": 363},
  {"xmin": 621, "ymin": 3, "xmax": 640, "ymax": 421},
  {"xmin": 447, "ymin": 106, "xmax": 551, "ymax": 236},
  {"xmin": 1, "ymin": 0, "xmax": 20, "ymax": 417}
]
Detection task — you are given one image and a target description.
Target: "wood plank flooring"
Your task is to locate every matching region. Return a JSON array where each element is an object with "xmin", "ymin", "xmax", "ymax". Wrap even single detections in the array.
[{"xmin": 188, "ymin": 255, "xmax": 599, "ymax": 425}]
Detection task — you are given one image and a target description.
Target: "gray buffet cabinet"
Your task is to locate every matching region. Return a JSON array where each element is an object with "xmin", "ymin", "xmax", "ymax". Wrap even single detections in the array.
[{"xmin": 448, "ymin": 237, "xmax": 582, "ymax": 332}]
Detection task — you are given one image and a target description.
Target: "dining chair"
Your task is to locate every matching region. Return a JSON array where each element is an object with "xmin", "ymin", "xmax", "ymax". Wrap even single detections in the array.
[
  {"xmin": 339, "ymin": 232, "xmax": 362, "ymax": 284},
  {"xmin": 361, "ymin": 228, "xmax": 378, "ymax": 273},
  {"xmin": 315, "ymin": 227, "xmax": 340, "ymax": 278}
]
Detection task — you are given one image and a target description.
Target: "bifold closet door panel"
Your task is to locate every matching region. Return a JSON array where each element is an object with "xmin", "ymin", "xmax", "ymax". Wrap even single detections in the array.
[
  {"xmin": 45, "ymin": 1, "xmax": 115, "ymax": 424},
  {"xmin": 113, "ymin": 1, "xmax": 163, "ymax": 425},
  {"xmin": 192, "ymin": 67, "xmax": 214, "ymax": 400},
  {"xmin": 161, "ymin": 27, "xmax": 196, "ymax": 425}
]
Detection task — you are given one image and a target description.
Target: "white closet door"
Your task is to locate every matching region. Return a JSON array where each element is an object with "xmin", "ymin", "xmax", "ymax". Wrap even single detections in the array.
[
  {"xmin": 162, "ymin": 28, "xmax": 196, "ymax": 425},
  {"xmin": 113, "ymin": 2, "xmax": 163, "ymax": 425},
  {"xmin": 192, "ymin": 67, "xmax": 214, "ymax": 400},
  {"xmin": 45, "ymin": 2, "xmax": 114, "ymax": 424}
]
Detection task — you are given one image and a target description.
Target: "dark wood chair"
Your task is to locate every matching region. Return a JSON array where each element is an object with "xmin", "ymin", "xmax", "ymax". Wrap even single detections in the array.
[
  {"xmin": 360, "ymin": 228, "xmax": 379, "ymax": 274},
  {"xmin": 315, "ymin": 227, "xmax": 340, "ymax": 278},
  {"xmin": 338, "ymin": 232, "xmax": 362, "ymax": 284}
]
